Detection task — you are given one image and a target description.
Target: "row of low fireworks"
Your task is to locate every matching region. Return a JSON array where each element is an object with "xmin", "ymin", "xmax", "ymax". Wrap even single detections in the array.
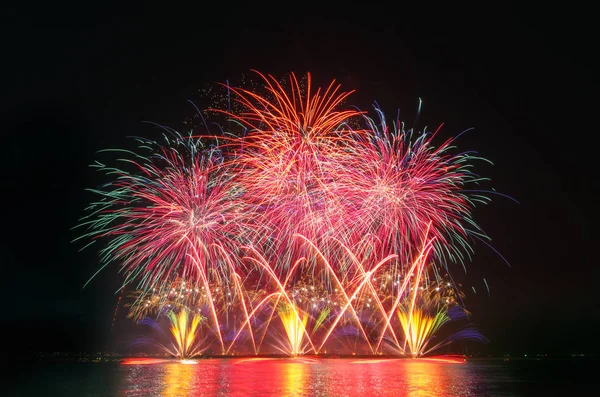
[{"xmin": 76, "ymin": 72, "xmax": 493, "ymax": 358}]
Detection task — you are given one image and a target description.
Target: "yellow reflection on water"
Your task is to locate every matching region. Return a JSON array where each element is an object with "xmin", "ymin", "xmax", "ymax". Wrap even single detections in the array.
[
  {"xmin": 161, "ymin": 362, "xmax": 196, "ymax": 397},
  {"xmin": 282, "ymin": 362, "xmax": 309, "ymax": 397},
  {"xmin": 401, "ymin": 361, "xmax": 449, "ymax": 397}
]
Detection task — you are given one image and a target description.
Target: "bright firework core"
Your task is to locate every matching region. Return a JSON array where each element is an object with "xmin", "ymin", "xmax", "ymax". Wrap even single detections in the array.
[{"xmin": 76, "ymin": 71, "xmax": 493, "ymax": 359}]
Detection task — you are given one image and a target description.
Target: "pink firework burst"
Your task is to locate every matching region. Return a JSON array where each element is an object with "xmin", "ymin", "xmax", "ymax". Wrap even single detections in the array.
[
  {"xmin": 75, "ymin": 132, "xmax": 246, "ymax": 290},
  {"xmin": 215, "ymin": 71, "xmax": 366, "ymax": 272},
  {"xmin": 333, "ymin": 107, "xmax": 492, "ymax": 274}
]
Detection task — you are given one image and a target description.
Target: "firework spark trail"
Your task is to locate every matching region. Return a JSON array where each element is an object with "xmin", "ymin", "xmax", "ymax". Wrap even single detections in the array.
[
  {"xmin": 213, "ymin": 243, "xmax": 258, "ymax": 354},
  {"xmin": 251, "ymin": 257, "xmax": 308, "ymax": 354},
  {"xmin": 331, "ymin": 237, "xmax": 402, "ymax": 349},
  {"xmin": 291, "ymin": 233, "xmax": 396, "ymax": 354},
  {"xmin": 374, "ymin": 223, "xmax": 437, "ymax": 353},
  {"xmin": 110, "ymin": 288, "xmax": 125, "ymax": 332},
  {"xmin": 243, "ymin": 246, "xmax": 319, "ymax": 354},
  {"xmin": 225, "ymin": 292, "xmax": 282, "ymax": 355}
]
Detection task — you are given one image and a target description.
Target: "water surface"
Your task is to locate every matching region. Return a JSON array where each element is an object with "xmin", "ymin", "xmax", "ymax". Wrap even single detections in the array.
[{"xmin": 10, "ymin": 357, "xmax": 595, "ymax": 396}]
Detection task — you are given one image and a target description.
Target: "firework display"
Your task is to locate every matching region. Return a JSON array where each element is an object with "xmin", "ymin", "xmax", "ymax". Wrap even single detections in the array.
[{"xmin": 76, "ymin": 71, "xmax": 493, "ymax": 359}]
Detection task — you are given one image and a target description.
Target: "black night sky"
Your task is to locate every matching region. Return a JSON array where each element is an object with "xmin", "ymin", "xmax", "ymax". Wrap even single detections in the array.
[{"xmin": 2, "ymin": 3, "xmax": 597, "ymax": 358}]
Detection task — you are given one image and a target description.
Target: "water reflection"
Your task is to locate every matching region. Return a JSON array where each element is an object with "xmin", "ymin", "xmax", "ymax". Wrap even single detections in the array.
[
  {"xmin": 161, "ymin": 362, "xmax": 197, "ymax": 397},
  {"xmin": 401, "ymin": 361, "xmax": 448, "ymax": 397},
  {"xmin": 282, "ymin": 362, "xmax": 309, "ymax": 397},
  {"xmin": 17, "ymin": 356, "xmax": 595, "ymax": 396},
  {"xmin": 120, "ymin": 357, "xmax": 471, "ymax": 397}
]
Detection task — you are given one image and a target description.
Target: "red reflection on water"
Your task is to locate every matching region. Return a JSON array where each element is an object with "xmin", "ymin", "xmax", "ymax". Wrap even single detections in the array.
[
  {"xmin": 232, "ymin": 357, "xmax": 317, "ymax": 365},
  {"xmin": 120, "ymin": 358, "xmax": 466, "ymax": 396},
  {"xmin": 349, "ymin": 358, "xmax": 402, "ymax": 364},
  {"xmin": 121, "ymin": 357, "xmax": 169, "ymax": 365},
  {"xmin": 417, "ymin": 355, "xmax": 466, "ymax": 364},
  {"xmin": 349, "ymin": 355, "xmax": 465, "ymax": 365},
  {"xmin": 225, "ymin": 359, "xmax": 311, "ymax": 397}
]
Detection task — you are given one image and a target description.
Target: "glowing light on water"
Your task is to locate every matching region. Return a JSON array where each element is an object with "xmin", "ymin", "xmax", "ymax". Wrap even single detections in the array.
[{"xmin": 121, "ymin": 358, "xmax": 169, "ymax": 365}]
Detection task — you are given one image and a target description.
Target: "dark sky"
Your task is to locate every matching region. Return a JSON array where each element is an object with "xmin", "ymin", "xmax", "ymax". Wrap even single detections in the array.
[{"xmin": 2, "ymin": 3, "xmax": 597, "ymax": 357}]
